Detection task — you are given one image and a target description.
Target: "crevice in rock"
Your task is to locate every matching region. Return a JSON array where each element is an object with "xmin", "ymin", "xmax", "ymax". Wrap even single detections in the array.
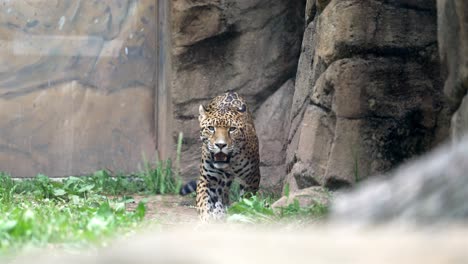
[
  {"xmin": 305, "ymin": 1, "xmax": 317, "ymax": 25},
  {"xmin": 286, "ymin": 105, "xmax": 307, "ymax": 146},
  {"xmin": 286, "ymin": 155, "xmax": 297, "ymax": 175},
  {"xmin": 325, "ymin": 177, "xmax": 351, "ymax": 191},
  {"xmin": 291, "ymin": 94, "xmax": 313, "ymax": 122},
  {"xmin": 336, "ymin": 114, "xmax": 396, "ymax": 121},
  {"xmin": 372, "ymin": 2, "xmax": 383, "ymax": 41},
  {"xmin": 310, "ymin": 100, "xmax": 332, "ymax": 114},
  {"xmin": 331, "ymin": 42, "xmax": 439, "ymax": 65},
  {"xmin": 294, "ymin": 173, "xmax": 320, "ymax": 190},
  {"xmin": 377, "ymin": 0, "xmax": 437, "ymax": 13}
]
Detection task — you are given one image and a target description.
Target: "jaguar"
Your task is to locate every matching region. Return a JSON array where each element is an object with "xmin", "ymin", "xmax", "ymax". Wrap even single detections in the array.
[{"xmin": 180, "ymin": 91, "xmax": 260, "ymax": 221}]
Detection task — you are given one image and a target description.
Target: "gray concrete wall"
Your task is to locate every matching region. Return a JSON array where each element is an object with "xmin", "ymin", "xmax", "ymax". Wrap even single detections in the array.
[{"xmin": 0, "ymin": 1, "xmax": 161, "ymax": 177}]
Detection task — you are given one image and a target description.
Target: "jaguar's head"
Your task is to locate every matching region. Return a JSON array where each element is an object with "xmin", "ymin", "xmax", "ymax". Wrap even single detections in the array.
[{"xmin": 198, "ymin": 103, "xmax": 247, "ymax": 169}]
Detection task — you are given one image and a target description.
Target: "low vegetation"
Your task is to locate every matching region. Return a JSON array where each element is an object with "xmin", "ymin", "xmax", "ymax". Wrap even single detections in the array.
[
  {"xmin": 227, "ymin": 181, "xmax": 328, "ymax": 224},
  {"xmin": 228, "ymin": 194, "xmax": 328, "ymax": 224},
  {"xmin": 0, "ymin": 150, "xmax": 184, "ymax": 255},
  {"xmin": 0, "ymin": 134, "xmax": 329, "ymax": 255}
]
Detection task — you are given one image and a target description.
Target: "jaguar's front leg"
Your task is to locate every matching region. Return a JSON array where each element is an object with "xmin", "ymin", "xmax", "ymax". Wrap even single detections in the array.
[
  {"xmin": 237, "ymin": 170, "xmax": 260, "ymax": 198},
  {"xmin": 196, "ymin": 178, "xmax": 228, "ymax": 221}
]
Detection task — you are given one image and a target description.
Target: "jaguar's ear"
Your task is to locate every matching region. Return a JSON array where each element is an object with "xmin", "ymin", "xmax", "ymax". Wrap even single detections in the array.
[{"xmin": 199, "ymin": 105, "xmax": 207, "ymax": 121}]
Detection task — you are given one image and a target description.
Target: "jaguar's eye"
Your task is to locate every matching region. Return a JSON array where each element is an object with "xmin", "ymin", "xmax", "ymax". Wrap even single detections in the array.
[
  {"xmin": 229, "ymin": 127, "xmax": 237, "ymax": 132},
  {"xmin": 207, "ymin": 126, "xmax": 215, "ymax": 132}
]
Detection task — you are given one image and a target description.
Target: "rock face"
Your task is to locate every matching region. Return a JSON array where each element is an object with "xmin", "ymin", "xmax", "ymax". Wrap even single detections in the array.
[
  {"xmin": 0, "ymin": 1, "xmax": 158, "ymax": 177},
  {"xmin": 171, "ymin": 0, "xmax": 305, "ymax": 180},
  {"xmin": 284, "ymin": 0, "xmax": 449, "ymax": 193},
  {"xmin": 331, "ymin": 136, "xmax": 468, "ymax": 225},
  {"xmin": 437, "ymin": 0, "xmax": 468, "ymax": 139},
  {"xmin": 256, "ymin": 80, "xmax": 295, "ymax": 192}
]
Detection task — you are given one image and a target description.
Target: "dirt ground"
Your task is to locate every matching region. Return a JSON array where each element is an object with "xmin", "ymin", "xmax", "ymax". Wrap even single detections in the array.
[{"xmin": 125, "ymin": 195, "xmax": 199, "ymax": 225}]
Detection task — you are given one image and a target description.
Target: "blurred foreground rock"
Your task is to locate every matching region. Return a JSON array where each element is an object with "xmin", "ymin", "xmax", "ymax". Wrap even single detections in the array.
[
  {"xmin": 11, "ymin": 226, "xmax": 468, "ymax": 264},
  {"xmin": 331, "ymin": 136, "xmax": 468, "ymax": 225}
]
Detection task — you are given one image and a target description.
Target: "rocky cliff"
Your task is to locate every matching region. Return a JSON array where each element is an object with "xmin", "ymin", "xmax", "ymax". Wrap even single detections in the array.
[{"xmin": 171, "ymin": 0, "xmax": 452, "ymax": 194}]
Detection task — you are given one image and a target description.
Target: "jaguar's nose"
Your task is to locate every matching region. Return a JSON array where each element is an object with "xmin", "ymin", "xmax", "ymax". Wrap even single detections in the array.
[{"xmin": 215, "ymin": 143, "xmax": 227, "ymax": 150}]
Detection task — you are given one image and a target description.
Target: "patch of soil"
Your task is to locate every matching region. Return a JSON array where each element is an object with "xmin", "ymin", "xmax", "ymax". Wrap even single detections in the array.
[{"xmin": 125, "ymin": 195, "xmax": 198, "ymax": 225}]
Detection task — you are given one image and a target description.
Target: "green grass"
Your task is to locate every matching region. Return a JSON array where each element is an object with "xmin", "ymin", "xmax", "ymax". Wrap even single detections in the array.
[
  {"xmin": 227, "ymin": 194, "xmax": 328, "ymax": 224},
  {"xmin": 351, "ymin": 145, "xmax": 361, "ymax": 183},
  {"xmin": 0, "ymin": 138, "xmax": 184, "ymax": 256},
  {"xmin": 227, "ymin": 177, "xmax": 328, "ymax": 224},
  {"xmin": 0, "ymin": 196, "xmax": 146, "ymax": 251},
  {"xmin": 0, "ymin": 172, "xmax": 147, "ymax": 255},
  {"xmin": 139, "ymin": 132, "xmax": 184, "ymax": 195},
  {"xmin": 139, "ymin": 158, "xmax": 182, "ymax": 195},
  {"xmin": 11, "ymin": 167, "xmax": 181, "ymax": 198}
]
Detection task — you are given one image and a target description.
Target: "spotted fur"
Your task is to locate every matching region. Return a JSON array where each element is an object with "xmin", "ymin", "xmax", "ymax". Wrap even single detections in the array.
[{"xmin": 181, "ymin": 92, "xmax": 260, "ymax": 221}]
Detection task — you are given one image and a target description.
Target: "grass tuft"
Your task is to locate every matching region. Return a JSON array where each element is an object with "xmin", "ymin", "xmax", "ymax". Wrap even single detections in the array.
[
  {"xmin": 139, "ymin": 157, "xmax": 181, "ymax": 195},
  {"xmin": 0, "ymin": 134, "xmax": 186, "ymax": 254},
  {"xmin": 227, "ymin": 194, "xmax": 328, "ymax": 224}
]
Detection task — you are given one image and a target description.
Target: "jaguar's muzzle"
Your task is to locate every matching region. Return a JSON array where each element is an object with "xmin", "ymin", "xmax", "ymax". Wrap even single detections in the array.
[{"xmin": 211, "ymin": 152, "xmax": 231, "ymax": 164}]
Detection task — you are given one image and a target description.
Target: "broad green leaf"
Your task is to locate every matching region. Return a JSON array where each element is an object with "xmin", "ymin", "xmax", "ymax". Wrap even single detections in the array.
[{"xmin": 53, "ymin": 189, "xmax": 67, "ymax": 196}]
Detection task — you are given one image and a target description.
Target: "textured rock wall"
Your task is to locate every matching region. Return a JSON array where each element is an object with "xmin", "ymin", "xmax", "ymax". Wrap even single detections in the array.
[
  {"xmin": 437, "ymin": 0, "xmax": 468, "ymax": 139},
  {"xmin": 0, "ymin": 1, "xmax": 158, "ymax": 177},
  {"xmin": 284, "ymin": 0, "xmax": 449, "ymax": 193},
  {"xmin": 171, "ymin": 0, "xmax": 305, "ymax": 188}
]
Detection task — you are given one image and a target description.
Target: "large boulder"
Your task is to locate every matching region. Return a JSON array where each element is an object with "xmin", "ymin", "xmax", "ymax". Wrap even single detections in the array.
[
  {"xmin": 331, "ymin": 136, "xmax": 468, "ymax": 225},
  {"xmin": 285, "ymin": 0, "xmax": 449, "ymax": 192}
]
